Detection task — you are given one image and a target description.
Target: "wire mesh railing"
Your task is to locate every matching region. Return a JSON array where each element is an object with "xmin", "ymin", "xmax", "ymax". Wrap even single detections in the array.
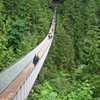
[{"xmin": 0, "ymin": 8, "xmax": 56, "ymax": 100}]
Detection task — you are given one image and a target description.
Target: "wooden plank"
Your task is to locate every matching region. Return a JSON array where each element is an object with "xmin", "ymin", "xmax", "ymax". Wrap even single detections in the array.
[
  {"xmin": 0, "ymin": 10, "xmax": 56, "ymax": 99},
  {"xmin": 0, "ymin": 62, "xmax": 34, "ymax": 99},
  {"xmin": 0, "ymin": 38, "xmax": 51, "ymax": 100}
]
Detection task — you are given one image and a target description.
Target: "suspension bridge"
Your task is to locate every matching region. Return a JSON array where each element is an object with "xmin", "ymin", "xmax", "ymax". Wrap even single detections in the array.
[{"xmin": 0, "ymin": 8, "xmax": 56, "ymax": 100}]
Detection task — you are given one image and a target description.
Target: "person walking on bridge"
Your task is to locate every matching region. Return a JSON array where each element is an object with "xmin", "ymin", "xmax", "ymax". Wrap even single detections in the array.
[
  {"xmin": 33, "ymin": 54, "xmax": 40, "ymax": 66},
  {"xmin": 48, "ymin": 31, "xmax": 52, "ymax": 39}
]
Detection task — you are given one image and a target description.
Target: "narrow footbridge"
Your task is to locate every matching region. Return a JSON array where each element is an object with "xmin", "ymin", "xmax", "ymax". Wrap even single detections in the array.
[{"xmin": 0, "ymin": 9, "xmax": 56, "ymax": 100}]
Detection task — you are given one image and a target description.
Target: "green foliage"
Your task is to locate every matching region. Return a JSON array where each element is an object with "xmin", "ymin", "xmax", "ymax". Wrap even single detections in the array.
[
  {"xmin": 53, "ymin": 16, "xmax": 75, "ymax": 71},
  {"xmin": 27, "ymin": 82, "xmax": 63, "ymax": 100},
  {"xmin": 67, "ymin": 81, "xmax": 94, "ymax": 100},
  {"xmin": 28, "ymin": 0, "xmax": 99, "ymax": 99},
  {"xmin": 0, "ymin": 0, "xmax": 53, "ymax": 71},
  {"xmin": 0, "ymin": 0, "xmax": 99, "ymax": 99},
  {"xmin": 60, "ymin": 0, "xmax": 100, "ymax": 98}
]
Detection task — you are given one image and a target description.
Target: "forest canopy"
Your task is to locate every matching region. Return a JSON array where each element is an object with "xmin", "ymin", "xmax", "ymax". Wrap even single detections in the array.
[
  {"xmin": 0, "ymin": 0, "xmax": 53, "ymax": 71},
  {"xmin": 28, "ymin": 0, "xmax": 100, "ymax": 99},
  {"xmin": 0, "ymin": 0, "xmax": 100, "ymax": 99}
]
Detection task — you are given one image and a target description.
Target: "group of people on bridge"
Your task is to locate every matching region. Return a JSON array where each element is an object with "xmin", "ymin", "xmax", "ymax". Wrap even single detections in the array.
[
  {"xmin": 33, "ymin": 26, "xmax": 54, "ymax": 66},
  {"xmin": 48, "ymin": 18, "xmax": 56, "ymax": 39},
  {"xmin": 33, "ymin": 9, "xmax": 56, "ymax": 66},
  {"xmin": 33, "ymin": 27, "xmax": 54, "ymax": 66},
  {"xmin": 48, "ymin": 29, "xmax": 53, "ymax": 39}
]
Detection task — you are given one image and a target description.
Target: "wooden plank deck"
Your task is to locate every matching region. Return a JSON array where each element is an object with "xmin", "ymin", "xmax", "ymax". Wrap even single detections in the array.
[{"xmin": 0, "ymin": 38, "xmax": 51, "ymax": 100}]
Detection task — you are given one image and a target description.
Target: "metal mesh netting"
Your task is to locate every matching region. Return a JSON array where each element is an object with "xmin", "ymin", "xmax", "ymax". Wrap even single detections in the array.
[
  {"xmin": 0, "ymin": 10, "xmax": 56, "ymax": 94},
  {"xmin": 0, "ymin": 36, "xmax": 48, "ymax": 93},
  {"xmin": 12, "ymin": 27, "xmax": 55, "ymax": 100}
]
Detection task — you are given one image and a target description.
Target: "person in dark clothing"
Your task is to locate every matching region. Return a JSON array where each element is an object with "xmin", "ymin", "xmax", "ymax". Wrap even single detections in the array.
[
  {"xmin": 33, "ymin": 54, "xmax": 40, "ymax": 65},
  {"xmin": 48, "ymin": 32, "xmax": 52, "ymax": 39},
  {"xmin": 48, "ymin": 34, "xmax": 52, "ymax": 39}
]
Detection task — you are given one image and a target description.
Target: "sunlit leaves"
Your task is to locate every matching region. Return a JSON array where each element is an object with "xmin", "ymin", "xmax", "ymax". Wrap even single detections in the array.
[{"xmin": 67, "ymin": 81, "xmax": 94, "ymax": 100}]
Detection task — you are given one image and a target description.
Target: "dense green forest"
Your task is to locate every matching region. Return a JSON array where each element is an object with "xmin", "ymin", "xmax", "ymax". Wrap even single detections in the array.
[
  {"xmin": 0, "ymin": 0, "xmax": 53, "ymax": 71},
  {"xmin": 27, "ymin": 0, "xmax": 100, "ymax": 100},
  {"xmin": 0, "ymin": 0, "xmax": 100, "ymax": 99}
]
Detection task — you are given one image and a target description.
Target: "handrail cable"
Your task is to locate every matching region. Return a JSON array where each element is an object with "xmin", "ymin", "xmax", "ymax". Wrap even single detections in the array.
[{"xmin": 0, "ymin": 8, "xmax": 56, "ymax": 100}]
